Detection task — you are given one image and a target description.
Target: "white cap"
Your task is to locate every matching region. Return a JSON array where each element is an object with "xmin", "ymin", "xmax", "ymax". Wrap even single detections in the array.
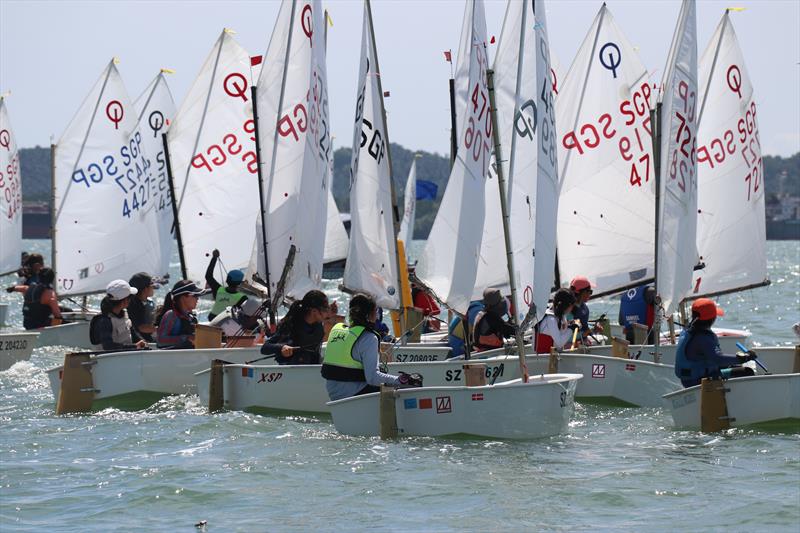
[{"xmin": 106, "ymin": 279, "xmax": 138, "ymax": 300}]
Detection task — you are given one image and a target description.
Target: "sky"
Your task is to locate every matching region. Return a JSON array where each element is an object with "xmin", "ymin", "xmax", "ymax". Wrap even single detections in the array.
[{"xmin": 1, "ymin": 0, "xmax": 798, "ymax": 158}]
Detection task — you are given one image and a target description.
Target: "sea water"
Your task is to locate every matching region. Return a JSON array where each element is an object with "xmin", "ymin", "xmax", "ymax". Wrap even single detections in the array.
[{"xmin": 1, "ymin": 240, "xmax": 798, "ymax": 531}]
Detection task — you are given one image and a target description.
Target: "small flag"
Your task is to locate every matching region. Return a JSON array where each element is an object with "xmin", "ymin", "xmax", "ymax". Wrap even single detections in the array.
[
  {"xmin": 383, "ymin": 91, "xmax": 390, "ymax": 97},
  {"xmin": 490, "ymin": 36, "xmax": 496, "ymax": 44},
  {"xmin": 419, "ymin": 398, "xmax": 433, "ymax": 409},
  {"xmin": 625, "ymin": 363, "xmax": 636, "ymax": 372},
  {"xmin": 160, "ymin": 68, "xmax": 176, "ymax": 74},
  {"xmin": 471, "ymin": 393, "xmax": 484, "ymax": 401},
  {"xmin": 241, "ymin": 367, "xmax": 254, "ymax": 378},
  {"xmin": 404, "ymin": 398, "xmax": 417, "ymax": 410},
  {"xmin": 326, "ymin": 11, "xmax": 334, "ymax": 27},
  {"xmin": 444, "ymin": 50, "xmax": 452, "ymax": 63},
  {"xmin": 416, "ymin": 180, "xmax": 438, "ymax": 200},
  {"xmin": 251, "ymin": 55, "xmax": 263, "ymax": 66},
  {"xmin": 727, "ymin": 7, "xmax": 746, "ymax": 12}
]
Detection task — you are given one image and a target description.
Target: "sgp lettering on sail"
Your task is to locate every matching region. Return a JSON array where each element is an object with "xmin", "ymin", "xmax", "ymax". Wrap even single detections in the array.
[
  {"xmin": 190, "ymin": 119, "xmax": 258, "ymax": 176},
  {"xmin": 1, "ymin": 152, "xmax": 22, "ymax": 220},
  {"xmin": 277, "ymin": 66, "xmax": 332, "ymax": 164},
  {"xmin": 561, "ymin": 81, "xmax": 654, "ymax": 188},
  {"xmin": 70, "ymin": 131, "xmax": 157, "ymax": 219}
]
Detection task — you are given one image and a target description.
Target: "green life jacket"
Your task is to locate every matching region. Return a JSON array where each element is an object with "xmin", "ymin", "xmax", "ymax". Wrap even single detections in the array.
[
  {"xmin": 321, "ymin": 323, "xmax": 372, "ymax": 382},
  {"xmin": 209, "ymin": 287, "xmax": 246, "ymax": 318}
]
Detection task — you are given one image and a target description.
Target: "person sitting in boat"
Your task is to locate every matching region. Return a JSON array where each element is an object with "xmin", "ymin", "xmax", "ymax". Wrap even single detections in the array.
[
  {"xmin": 534, "ymin": 288, "xmax": 576, "ymax": 353},
  {"xmin": 19, "ymin": 268, "xmax": 62, "ymax": 330},
  {"xmin": 411, "ymin": 281, "xmax": 441, "ymax": 333},
  {"xmin": 5, "ymin": 253, "xmax": 45, "ymax": 293},
  {"xmin": 127, "ymin": 272, "xmax": 159, "ymax": 343},
  {"xmin": 568, "ymin": 276, "xmax": 602, "ymax": 342},
  {"xmin": 674, "ymin": 298, "xmax": 756, "ymax": 388},
  {"xmin": 204, "ymin": 249, "xmax": 248, "ymax": 321},
  {"xmin": 447, "ymin": 300, "xmax": 484, "ymax": 357},
  {"xmin": 323, "ymin": 293, "xmax": 420, "ymax": 400},
  {"xmin": 210, "ymin": 298, "xmax": 265, "ymax": 340},
  {"xmin": 90, "ymin": 280, "xmax": 148, "ymax": 351},
  {"xmin": 155, "ymin": 280, "xmax": 205, "ymax": 349},
  {"xmin": 472, "ymin": 288, "xmax": 516, "ymax": 352},
  {"xmin": 260, "ymin": 290, "xmax": 330, "ymax": 365},
  {"xmin": 618, "ymin": 284, "xmax": 656, "ymax": 344}
]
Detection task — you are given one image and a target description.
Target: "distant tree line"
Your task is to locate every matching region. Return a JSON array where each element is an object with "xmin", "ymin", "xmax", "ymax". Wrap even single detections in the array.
[{"xmin": 18, "ymin": 145, "xmax": 800, "ymax": 239}]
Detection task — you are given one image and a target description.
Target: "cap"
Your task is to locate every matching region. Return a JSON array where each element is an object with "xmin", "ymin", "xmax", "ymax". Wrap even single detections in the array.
[
  {"xmin": 106, "ymin": 279, "xmax": 138, "ymax": 300},
  {"xmin": 570, "ymin": 276, "xmax": 594, "ymax": 292},
  {"xmin": 226, "ymin": 269, "xmax": 245, "ymax": 284},
  {"xmin": 691, "ymin": 298, "xmax": 724, "ymax": 321},
  {"xmin": 129, "ymin": 272, "xmax": 159, "ymax": 291},
  {"xmin": 171, "ymin": 280, "xmax": 209, "ymax": 298}
]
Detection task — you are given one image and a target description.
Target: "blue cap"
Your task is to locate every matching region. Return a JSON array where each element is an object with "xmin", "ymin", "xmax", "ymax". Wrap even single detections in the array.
[{"xmin": 227, "ymin": 269, "xmax": 245, "ymax": 284}]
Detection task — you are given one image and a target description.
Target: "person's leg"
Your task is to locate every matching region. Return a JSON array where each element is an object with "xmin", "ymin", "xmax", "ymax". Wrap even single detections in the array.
[
  {"xmin": 355, "ymin": 384, "xmax": 380, "ymax": 396},
  {"xmin": 721, "ymin": 366, "xmax": 755, "ymax": 379}
]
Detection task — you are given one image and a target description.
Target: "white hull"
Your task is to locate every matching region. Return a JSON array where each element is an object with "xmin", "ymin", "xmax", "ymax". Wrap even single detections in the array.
[
  {"xmin": 34, "ymin": 321, "xmax": 92, "ymax": 349},
  {"xmin": 543, "ymin": 352, "xmax": 679, "ymax": 407},
  {"xmin": 0, "ymin": 332, "xmax": 39, "ymax": 371},
  {"xmin": 663, "ymin": 374, "xmax": 800, "ymax": 429},
  {"xmin": 606, "ymin": 325, "xmax": 749, "ymax": 354},
  {"xmin": 328, "ymin": 374, "xmax": 582, "ymax": 439},
  {"xmin": 47, "ymin": 346, "xmax": 261, "ymax": 410},
  {"xmin": 195, "ymin": 356, "xmax": 521, "ymax": 414}
]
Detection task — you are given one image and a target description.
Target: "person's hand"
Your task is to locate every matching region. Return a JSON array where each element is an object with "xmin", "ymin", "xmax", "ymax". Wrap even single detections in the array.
[
  {"xmin": 280, "ymin": 345, "xmax": 296, "ymax": 358},
  {"xmin": 593, "ymin": 323, "xmax": 604, "ymax": 334},
  {"xmin": 5, "ymin": 285, "xmax": 15, "ymax": 293},
  {"xmin": 212, "ymin": 249, "xmax": 220, "ymax": 258},
  {"xmin": 135, "ymin": 340, "xmax": 148, "ymax": 349},
  {"xmin": 397, "ymin": 371, "xmax": 423, "ymax": 388},
  {"xmin": 736, "ymin": 350, "xmax": 757, "ymax": 362}
]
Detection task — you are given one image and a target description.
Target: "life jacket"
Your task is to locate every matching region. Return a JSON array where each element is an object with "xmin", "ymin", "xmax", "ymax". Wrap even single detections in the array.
[
  {"xmin": 321, "ymin": 323, "xmax": 374, "ymax": 382},
  {"xmin": 270, "ymin": 320, "xmax": 324, "ymax": 365},
  {"xmin": 22, "ymin": 284, "xmax": 53, "ymax": 329},
  {"xmin": 209, "ymin": 287, "xmax": 246, "ymax": 318},
  {"xmin": 472, "ymin": 311, "xmax": 504, "ymax": 351},
  {"xmin": 447, "ymin": 301, "xmax": 483, "ymax": 356},
  {"xmin": 674, "ymin": 328, "xmax": 723, "ymax": 385},
  {"xmin": 90, "ymin": 311, "xmax": 133, "ymax": 347},
  {"xmin": 620, "ymin": 285, "xmax": 653, "ymax": 330},
  {"xmin": 534, "ymin": 311, "xmax": 559, "ymax": 354}
]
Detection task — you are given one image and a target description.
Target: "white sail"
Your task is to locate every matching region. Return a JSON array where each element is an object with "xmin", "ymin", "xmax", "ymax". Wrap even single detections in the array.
[
  {"xmin": 0, "ymin": 97, "xmax": 23, "ymax": 275},
  {"xmin": 53, "ymin": 60, "xmax": 162, "ymax": 295},
  {"xmin": 656, "ymin": 0, "xmax": 698, "ymax": 315},
  {"xmin": 252, "ymin": 0, "xmax": 331, "ymax": 302},
  {"xmin": 399, "ymin": 159, "xmax": 417, "ymax": 246},
  {"xmin": 417, "ymin": 0, "xmax": 489, "ymax": 314},
  {"xmin": 166, "ymin": 30, "xmax": 259, "ymax": 282},
  {"xmin": 342, "ymin": 1, "xmax": 401, "ymax": 310},
  {"xmin": 323, "ymin": 186, "xmax": 348, "ymax": 264},
  {"xmin": 555, "ymin": 5, "xmax": 655, "ymax": 294},
  {"xmin": 134, "ymin": 72, "xmax": 177, "ymax": 277},
  {"xmin": 692, "ymin": 11, "xmax": 767, "ymax": 297}
]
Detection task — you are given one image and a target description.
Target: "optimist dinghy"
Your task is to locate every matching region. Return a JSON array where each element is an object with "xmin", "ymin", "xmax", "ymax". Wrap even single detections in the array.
[
  {"xmin": 47, "ymin": 345, "xmax": 261, "ymax": 413},
  {"xmin": 0, "ymin": 332, "xmax": 38, "ymax": 371},
  {"xmin": 330, "ymin": 375, "xmax": 582, "ymax": 439},
  {"xmin": 663, "ymin": 373, "xmax": 800, "ymax": 431}
]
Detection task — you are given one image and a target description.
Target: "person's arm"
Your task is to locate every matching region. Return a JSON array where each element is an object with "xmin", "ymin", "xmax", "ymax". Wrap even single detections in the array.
[
  {"xmin": 354, "ymin": 334, "xmax": 400, "ymax": 387},
  {"xmin": 705, "ymin": 335, "xmax": 740, "ymax": 367},
  {"xmin": 260, "ymin": 332, "xmax": 288, "ymax": 356},
  {"xmin": 5, "ymin": 285, "xmax": 26, "ymax": 293},
  {"xmin": 498, "ymin": 317, "xmax": 516, "ymax": 338},
  {"xmin": 157, "ymin": 311, "xmax": 192, "ymax": 347},
  {"xmin": 43, "ymin": 289, "xmax": 62, "ymax": 321},
  {"xmin": 205, "ymin": 251, "xmax": 221, "ymax": 295}
]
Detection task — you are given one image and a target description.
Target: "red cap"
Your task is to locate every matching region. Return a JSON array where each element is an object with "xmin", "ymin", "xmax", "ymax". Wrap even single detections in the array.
[
  {"xmin": 691, "ymin": 298, "xmax": 724, "ymax": 321},
  {"xmin": 570, "ymin": 276, "xmax": 594, "ymax": 292}
]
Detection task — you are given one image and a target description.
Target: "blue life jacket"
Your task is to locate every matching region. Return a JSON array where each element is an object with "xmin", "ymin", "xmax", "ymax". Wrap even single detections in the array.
[
  {"xmin": 674, "ymin": 328, "xmax": 739, "ymax": 387},
  {"xmin": 447, "ymin": 301, "xmax": 483, "ymax": 357},
  {"xmin": 619, "ymin": 285, "xmax": 649, "ymax": 329}
]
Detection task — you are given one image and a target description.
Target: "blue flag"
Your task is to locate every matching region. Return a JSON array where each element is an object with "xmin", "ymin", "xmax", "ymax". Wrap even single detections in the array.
[{"xmin": 416, "ymin": 180, "xmax": 438, "ymax": 201}]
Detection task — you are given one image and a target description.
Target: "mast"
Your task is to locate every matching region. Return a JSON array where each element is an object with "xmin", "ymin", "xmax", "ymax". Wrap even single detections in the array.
[
  {"xmin": 365, "ymin": 0, "xmax": 407, "ymax": 337},
  {"xmin": 448, "ymin": 78, "xmax": 458, "ymax": 166},
  {"xmin": 262, "ymin": 0, "xmax": 298, "ymax": 310},
  {"xmin": 487, "ymin": 68, "xmax": 529, "ymax": 382},
  {"xmin": 50, "ymin": 143, "xmax": 57, "ymax": 277},
  {"xmin": 162, "ymin": 133, "xmax": 187, "ymax": 280},
  {"xmin": 650, "ymin": 102, "xmax": 662, "ymax": 360}
]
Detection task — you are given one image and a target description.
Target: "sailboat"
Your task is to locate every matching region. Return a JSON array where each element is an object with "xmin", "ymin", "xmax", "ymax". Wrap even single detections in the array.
[
  {"xmin": 0, "ymin": 96, "xmax": 38, "ymax": 368},
  {"xmin": 662, "ymin": 8, "xmax": 799, "ymax": 430},
  {"xmin": 329, "ymin": 0, "xmax": 581, "ymax": 440},
  {"xmin": 165, "ymin": 29, "xmax": 260, "ymax": 282},
  {"xmin": 42, "ymin": 59, "xmax": 167, "ymax": 349},
  {"xmin": 134, "ymin": 70, "xmax": 178, "ymax": 278},
  {"xmin": 398, "ymin": 159, "xmax": 418, "ymax": 248}
]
